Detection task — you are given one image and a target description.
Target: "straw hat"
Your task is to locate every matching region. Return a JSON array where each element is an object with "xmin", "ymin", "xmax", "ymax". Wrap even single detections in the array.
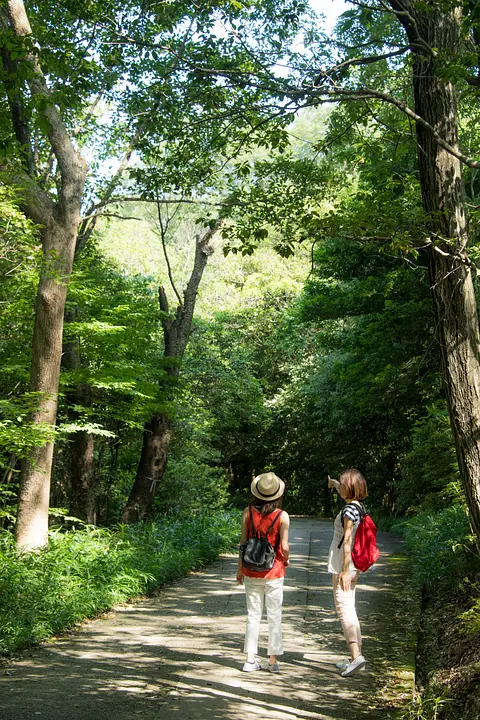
[{"xmin": 251, "ymin": 472, "xmax": 285, "ymax": 502}]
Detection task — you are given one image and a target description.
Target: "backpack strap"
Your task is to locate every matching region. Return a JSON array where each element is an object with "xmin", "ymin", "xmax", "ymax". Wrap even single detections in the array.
[
  {"xmin": 265, "ymin": 510, "xmax": 282, "ymax": 534},
  {"xmin": 249, "ymin": 506, "xmax": 282, "ymax": 548},
  {"xmin": 266, "ymin": 510, "xmax": 282, "ymax": 551},
  {"xmin": 248, "ymin": 504, "xmax": 256, "ymax": 538},
  {"xmin": 341, "ymin": 501, "xmax": 366, "ymax": 523}
]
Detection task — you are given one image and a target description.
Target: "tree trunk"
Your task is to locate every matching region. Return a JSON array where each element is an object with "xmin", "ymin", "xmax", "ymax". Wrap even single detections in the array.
[
  {"xmin": 393, "ymin": 1, "xmax": 480, "ymax": 537},
  {"xmin": 3, "ymin": 0, "xmax": 87, "ymax": 549},
  {"xmin": 121, "ymin": 222, "xmax": 220, "ymax": 523},
  {"xmin": 69, "ymin": 430, "xmax": 96, "ymax": 524},
  {"xmin": 61, "ymin": 312, "xmax": 96, "ymax": 524},
  {"xmin": 15, "ymin": 213, "xmax": 85, "ymax": 549},
  {"xmin": 121, "ymin": 414, "xmax": 172, "ymax": 523}
]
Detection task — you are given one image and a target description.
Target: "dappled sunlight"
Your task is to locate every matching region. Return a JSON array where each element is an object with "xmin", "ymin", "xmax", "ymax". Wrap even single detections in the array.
[{"xmin": 0, "ymin": 518, "xmax": 412, "ymax": 720}]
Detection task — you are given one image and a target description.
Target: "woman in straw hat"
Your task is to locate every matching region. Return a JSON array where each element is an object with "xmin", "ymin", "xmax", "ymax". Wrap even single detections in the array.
[{"xmin": 237, "ymin": 471, "xmax": 290, "ymax": 673}]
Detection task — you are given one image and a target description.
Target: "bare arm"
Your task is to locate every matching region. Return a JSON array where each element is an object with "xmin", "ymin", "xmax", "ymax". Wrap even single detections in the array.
[
  {"xmin": 280, "ymin": 511, "xmax": 290, "ymax": 566},
  {"xmin": 237, "ymin": 508, "xmax": 249, "ymax": 584},
  {"xmin": 328, "ymin": 475, "xmax": 342, "ymax": 495},
  {"xmin": 340, "ymin": 518, "xmax": 354, "ymax": 591}
]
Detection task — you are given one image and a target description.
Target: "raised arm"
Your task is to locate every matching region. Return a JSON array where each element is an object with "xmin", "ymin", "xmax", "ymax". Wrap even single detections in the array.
[{"xmin": 328, "ymin": 475, "xmax": 342, "ymax": 495}]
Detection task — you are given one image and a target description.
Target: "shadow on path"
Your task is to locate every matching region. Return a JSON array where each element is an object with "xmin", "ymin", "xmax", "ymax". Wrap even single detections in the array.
[{"xmin": 0, "ymin": 518, "xmax": 415, "ymax": 720}]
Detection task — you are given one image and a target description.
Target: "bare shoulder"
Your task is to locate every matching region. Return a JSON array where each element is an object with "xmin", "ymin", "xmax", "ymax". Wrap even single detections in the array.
[{"xmin": 280, "ymin": 510, "xmax": 290, "ymax": 527}]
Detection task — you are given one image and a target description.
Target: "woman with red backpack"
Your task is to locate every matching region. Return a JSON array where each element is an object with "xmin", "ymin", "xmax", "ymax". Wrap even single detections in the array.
[
  {"xmin": 236, "ymin": 472, "xmax": 290, "ymax": 673},
  {"xmin": 327, "ymin": 468, "xmax": 378, "ymax": 677}
]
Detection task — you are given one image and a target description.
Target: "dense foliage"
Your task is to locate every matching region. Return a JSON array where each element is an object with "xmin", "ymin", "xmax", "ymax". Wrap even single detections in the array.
[
  {"xmin": 2, "ymin": 9, "xmax": 480, "ymax": 715},
  {"xmin": 396, "ymin": 506, "xmax": 480, "ymax": 720},
  {"xmin": 0, "ymin": 510, "xmax": 240, "ymax": 655},
  {"xmin": 2, "ymin": 0, "xmax": 480, "ymax": 527}
]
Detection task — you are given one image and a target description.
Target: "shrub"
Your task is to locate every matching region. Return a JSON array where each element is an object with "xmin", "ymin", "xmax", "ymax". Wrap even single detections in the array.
[
  {"xmin": 156, "ymin": 457, "xmax": 230, "ymax": 515},
  {"xmin": 0, "ymin": 510, "xmax": 240, "ymax": 656},
  {"xmin": 397, "ymin": 403, "xmax": 461, "ymax": 515},
  {"xmin": 396, "ymin": 505, "xmax": 474, "ymax": 588}
]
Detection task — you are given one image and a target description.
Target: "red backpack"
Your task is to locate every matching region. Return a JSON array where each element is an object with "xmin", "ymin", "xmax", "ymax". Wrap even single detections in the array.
[{"xmin": 338, "ymin": 502, "xmax": 380, "ymax": 572}]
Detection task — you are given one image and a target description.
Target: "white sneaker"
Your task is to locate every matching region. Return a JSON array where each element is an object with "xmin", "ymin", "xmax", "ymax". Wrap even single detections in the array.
[
  {"xmin": 242, "ymin": 660, "xmax": 261, "ymax": 672},
  {"xmin": 341, "ymin": 655, "xmax": 366, "ymax": 677}
]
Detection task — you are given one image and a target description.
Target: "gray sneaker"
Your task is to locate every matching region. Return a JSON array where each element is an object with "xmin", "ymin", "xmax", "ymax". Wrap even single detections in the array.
[
  {"xmin": 335, "ymin": 659, "xmax": 349, "ymax": 671},
  {"xmin": 341, "ymin": 655, "xmax": 366, "ymax": 677},
  {"xmin": 268, "ymin": 663, "xmax": 280, "ymax": 673}
]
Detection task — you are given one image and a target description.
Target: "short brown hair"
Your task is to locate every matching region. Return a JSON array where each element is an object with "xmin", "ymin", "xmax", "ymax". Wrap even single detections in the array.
[{"xmin": 339, "ymin": 468, "xmax": 368, "ymax": 501}]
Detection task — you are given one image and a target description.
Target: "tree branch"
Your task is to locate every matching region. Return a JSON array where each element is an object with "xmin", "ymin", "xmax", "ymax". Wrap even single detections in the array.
[
  {"xmin": 158, "ymin": 286, "xmax": 170, "ymax": 316},
  {"xmin": 301, "ymin": 87, "xmax": 480, "ymax": 169},
  {"xmin": 177, "ymin": 219, "xmax": 223, "ymax": 353},
  {"xmin": 5, "ymin": 0, "xmax": 86, "ymax": 199},
  {"xmin": 383, "ymin": 0, "xmax": 433, "ymax": 55},
  {"xmin": 75, "ymin": 23, "xmax": 194, "ymax": 255},
  {"xmin": 73, "ymin": 82, "xmax": 106, "ymax": 137},
  {"xmin": 83, "ymin": 211, "xmax": 141, "ymax": 222},
  {"xmin": 324, "ymin": 46, "xmax": 410, "ymax": 76},
  {"xmin": 0, "ymin": 8, "xmax": 35, "ymax": 175},
  {"xmin": 156, "ymin": 194, "xmax": 183, "ymax": 308},
  {"xmin": 92, "ymin": 196, "xmax": 247, "ymax": 210}
]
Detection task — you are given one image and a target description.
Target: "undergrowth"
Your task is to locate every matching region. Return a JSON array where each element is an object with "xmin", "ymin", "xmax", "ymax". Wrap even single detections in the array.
[
  {"xmin": 396, "ymin": 505, "xmax": 474, "ymax": 589},
  {"xmin": 395, "ymin": 505, "xmax": 480, "ymax": 720},
  {"xmin": 0, "ymin": 510, "xmax": 240, "ymax": 656}
]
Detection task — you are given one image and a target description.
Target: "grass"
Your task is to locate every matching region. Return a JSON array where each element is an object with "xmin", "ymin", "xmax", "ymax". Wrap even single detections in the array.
[
  {"xmin": 0, "ymin": 510, "xmax": 241, "ymax": 656},
  {"xmin": 400, "ymin": 696, "xmax": 452, "ymax": 720}
]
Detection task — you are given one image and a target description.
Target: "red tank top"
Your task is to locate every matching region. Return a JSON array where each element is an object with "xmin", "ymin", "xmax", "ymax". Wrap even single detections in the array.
[{"xmin": 243, "ymin": 506, "xmax": 286, "ymax": 579}]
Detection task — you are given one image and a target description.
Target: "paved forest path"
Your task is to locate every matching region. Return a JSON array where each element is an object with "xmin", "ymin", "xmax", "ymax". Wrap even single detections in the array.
[{"xmin": 0, "ymin": 518, "xmax": 415, "ymax": 720}]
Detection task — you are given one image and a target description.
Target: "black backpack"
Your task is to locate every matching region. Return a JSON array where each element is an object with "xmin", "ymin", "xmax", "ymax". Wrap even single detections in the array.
[{"xmin": 240, "ymin": 506, "xmax": 282, "ymax": 572}]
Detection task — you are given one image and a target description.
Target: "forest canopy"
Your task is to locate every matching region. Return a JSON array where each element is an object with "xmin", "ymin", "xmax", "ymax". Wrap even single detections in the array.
[{"xmin": 1, "ymin": 0, "xmax": 480, "ymax": 550}]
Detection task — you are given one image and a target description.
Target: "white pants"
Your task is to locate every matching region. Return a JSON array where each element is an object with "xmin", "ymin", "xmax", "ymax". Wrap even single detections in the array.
[
  {"xmin": 332, "ymin": 571, "xmax": 362, "ymax": 650},
  {"xmin": 243, "ymin": 576, "xmax": 284, "ymax": 656}
]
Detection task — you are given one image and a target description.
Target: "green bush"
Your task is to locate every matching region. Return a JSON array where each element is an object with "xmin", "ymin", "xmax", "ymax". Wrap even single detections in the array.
[
  {"xmin": 395, "ymin": 505, "xmax": 474, "ymax": 588},
  {"xmin": 156, "ymin": 457, "xmax": 230, "ymax": 515},
  {"xmin": 0, "ymin": 510, "xmax": 240, "ymax": 656},
  {"xmin": 397, "ymin": 403, "xmax": 462, "ymax": 515}
]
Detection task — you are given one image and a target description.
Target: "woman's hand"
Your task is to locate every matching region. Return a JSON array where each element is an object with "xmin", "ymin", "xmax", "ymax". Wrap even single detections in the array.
[
  {"xmin": 339, "ymin": 570, "xmax": 351, "ymax": 592},
  {"xmin": 328, "ymin": 475, "xmax": 341, "ymax": 492},
  {"xmin": 236, "ymin": 568, "xmax": 244, "ymax": 584}
]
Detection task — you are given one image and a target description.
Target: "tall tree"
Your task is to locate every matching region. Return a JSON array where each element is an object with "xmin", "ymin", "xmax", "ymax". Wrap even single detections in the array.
[
  {"xmin": 1, "ymin": 0, "xmax": 87, "ymax": 549},
  {"xmin": 193, "ymin": 0, "xmax": 480, "ymax": 537},
  {"xmin": 121, "ymin": 217, "xmax": 221, "ymax": 522},
  {"xmin": 1, "ymin": 0, "xmax": 302, "ymax": 538},
  {"xmin": 387, "ymin": 0, "xmax": 480, "ymax": 537}
]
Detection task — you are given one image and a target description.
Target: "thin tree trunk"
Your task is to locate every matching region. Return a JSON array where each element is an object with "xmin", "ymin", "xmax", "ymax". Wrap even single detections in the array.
[
  {"xmin": 69, "ymin": 430, "xmax": 96, "ymax": 524},
  {"xmin": 391, "ymin": 0, "xmax": 480, "ymax": 537},
  {"xmin": 3, "ymin": 0, "xmax": 87, "ymax": 549},
  {"xmin": 122, "ymin": 414, "xmax": 173, "ymax": 523},
  {"xmin": 61, "ymin": 313, "xmax": 96, "ymax": 524},
  {"xmin": 121, "ymin": 222, "xmax": 220, "ymax": 522}
]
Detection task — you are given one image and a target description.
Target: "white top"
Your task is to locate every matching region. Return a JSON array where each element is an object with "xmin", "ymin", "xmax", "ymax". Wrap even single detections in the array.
[{"xmin": 327, "ymin": 502, "xmax": 362, "ymax": 574}]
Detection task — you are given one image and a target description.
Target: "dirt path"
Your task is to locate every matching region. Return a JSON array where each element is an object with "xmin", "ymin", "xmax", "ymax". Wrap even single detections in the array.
[{"xmin": 0, "ymin": 518, "xmax": 415, "ymax": 720}]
